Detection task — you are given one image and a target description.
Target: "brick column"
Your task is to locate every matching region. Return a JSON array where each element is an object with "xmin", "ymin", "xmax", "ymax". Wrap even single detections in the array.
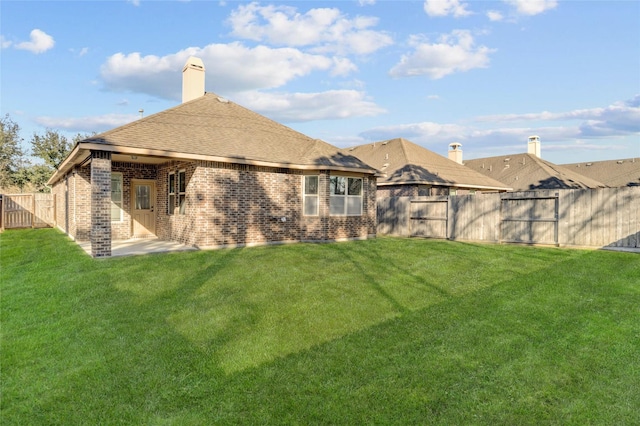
[
  {"xmin": 319, "ymin": 170, "xmax": 330, "ymax": 240},
  {"xmin": 90, "ymin": 151, "xmax": 112, "ymax": 257}
]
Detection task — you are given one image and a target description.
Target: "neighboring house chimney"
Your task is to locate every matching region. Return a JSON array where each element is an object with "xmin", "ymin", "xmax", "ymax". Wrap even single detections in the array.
[
  {"xmin": 182, "ymin": 56, "xmax": 205, "ymax": 103},
  {"xmin": 448, "ymin": 142, "xmax": 463, "ymax": 164},
  {"xmin": 528, "ymin": 135, "xmax": 541, "ymax": 158}
]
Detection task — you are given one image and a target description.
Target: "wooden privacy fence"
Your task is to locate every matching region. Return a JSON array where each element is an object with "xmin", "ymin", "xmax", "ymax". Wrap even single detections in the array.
[
  {"xmin": 1, "ymin": 193, "xmax": 56, "ymax": 231},
  {"xmin": 377, "ymin": 187, "xmax": 640, "ymax": 250}
]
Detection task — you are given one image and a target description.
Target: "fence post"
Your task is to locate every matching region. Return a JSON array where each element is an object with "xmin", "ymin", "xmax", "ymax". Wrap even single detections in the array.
[{"xmin": 31, "ymin": 194, "xmax": 36, "ymax": 228}]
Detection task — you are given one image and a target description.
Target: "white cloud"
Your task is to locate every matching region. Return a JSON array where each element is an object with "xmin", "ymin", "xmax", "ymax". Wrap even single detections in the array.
[
  {"xmin": 1, "ymin": 35, "xmax": 12, "ymax": 49},
  {"xmin": 358, "ymin": 96, "xmax": 640, "ymax": 159},
  {"xmin": 389, "ymin": 30, "xmax": 495, "ymax": 79},
  {"xmin": 487, "ymin": 10, "xmax": 504, "ymax": 21},
  {"xmin": 14, "ymin": 29, "xmax": 55, "ymax": 54},
  {"xmin": 100, "ymin": 42, "xmax": 346, "ymax": 100},
  {"xmin": 34, "ymin": 113, "xmax": 138, "ymax": 133},
  {"xmin": 358, "ymin": 0, "xmax": 376, "ymax": 5},
  {"xmin": 424, "ymin": 0, "xmax": 472, "ymax": 17},
  {"xmin": 227, "ymin": 2, "xmax": 393, "ymax": 55},
  {"xmin": 476, "ymin": 96, "xmax": 640, "ymax": 136},
  {"xmin": 360, "ymin": 121, "xmax": 467, "ymax": 144},
  {"xmin": 233, "ymin": 90, "xmax": 386, "ymax": 122},
  {"xmin": 503, "ymin": 0, "xmax": 558, "ymax": 16}
]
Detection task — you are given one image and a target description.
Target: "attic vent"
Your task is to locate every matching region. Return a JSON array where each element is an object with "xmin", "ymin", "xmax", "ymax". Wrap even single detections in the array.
[
  {"xmin": 504, "ymin": 158, "xmax": 510, "ymax": 162},
  {"xmin": 385, "ymin": 154, "xmax": 389, "ymax": 160},
  {"xmin": 382, "ymin": 141, "xmax": 389, "ymax": 145},
  {"xmin": 617, "ymin": 160, "xmax": 624, "ymax": 164},
  {"xmin": 381, "ymin": 163, "xmax": 389, "ymax": 169},
  {"xmin": 217, "ymin": 97, "xmax": 229, "ymax": 103},
  {"xmin": 504, "ymin": 164, "xmax": 510, "ymax": 169},
  {"xmin": 586, "ymin": 163, "xmax": 593, "ymax": 166}
]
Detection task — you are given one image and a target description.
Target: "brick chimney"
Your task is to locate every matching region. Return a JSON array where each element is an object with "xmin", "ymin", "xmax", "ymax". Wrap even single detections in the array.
[
  {"xmin": 182, "ymin": 56, "xmax": 205, "ymax": 103},
  {"xmin": 448, "ymin": 142, "xmax": 463, "ymax": 164},
  {"xmin": 528, "ymin": 135, "xmax": 541, "ymax": 158}
]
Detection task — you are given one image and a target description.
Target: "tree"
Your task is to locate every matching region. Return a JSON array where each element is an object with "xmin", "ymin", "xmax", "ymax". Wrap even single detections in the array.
[
  {"xmin": 30, "ymin": 129, "xmax": 74, "ymax": 170},
  {"xmin": 0, "ymin": 114, "xmax": 25, "ymax": 190}
]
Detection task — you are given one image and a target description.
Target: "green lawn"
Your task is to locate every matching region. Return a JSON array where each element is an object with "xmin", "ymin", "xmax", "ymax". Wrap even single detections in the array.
[{"xmin": 2, "ymin": 228, "xmax": 639, "ymax": 425}]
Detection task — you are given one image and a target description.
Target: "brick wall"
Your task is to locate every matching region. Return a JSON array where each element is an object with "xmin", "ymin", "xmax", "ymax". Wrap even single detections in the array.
[{"xmin": 156, "ymin": 161, "xmax": 376, "ymax": 248}]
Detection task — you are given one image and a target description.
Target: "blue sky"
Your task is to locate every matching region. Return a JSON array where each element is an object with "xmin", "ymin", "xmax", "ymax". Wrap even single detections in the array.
[{"xmin": 1, "ymin": 0, "xmax": 639, "ymax": 164}]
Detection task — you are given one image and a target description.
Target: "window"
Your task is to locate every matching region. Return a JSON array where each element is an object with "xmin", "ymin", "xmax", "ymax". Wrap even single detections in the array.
[
  {"xmin": 110, "ymin": 173, "xmax": 123, "ymax": 222},
  {"xmin": 303, "ymin": 175, "xmax": 319, "ymax": 216},
  {"xmin": 168, "ymin": 172, "xmax": 175, "ymax": 215},
  {"xmin": 178, "ymin": 170, "xmax": 186, "ymax": 215},
  {"xmin": 330, "ymin": 176, "xmax": 362, "ymax": 216}
]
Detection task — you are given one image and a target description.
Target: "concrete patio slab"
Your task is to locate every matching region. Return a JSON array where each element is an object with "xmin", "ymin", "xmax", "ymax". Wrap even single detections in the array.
[{"xmin": 78, "ymin": 238, "xmax": 197, "ymax": 257}]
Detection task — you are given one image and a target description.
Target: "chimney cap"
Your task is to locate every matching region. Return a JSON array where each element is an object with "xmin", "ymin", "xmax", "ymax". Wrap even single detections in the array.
[
  {"xmin": 449, "ymin": 142, "xmax": 462, "ymax": 150},
  {"xmin": 183, "ymin": 56, "xmax": 205, "ymax": 72}
]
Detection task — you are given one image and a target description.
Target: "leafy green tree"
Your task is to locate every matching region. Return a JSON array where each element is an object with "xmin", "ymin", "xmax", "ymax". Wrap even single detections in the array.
[
  {"xmin": 30, "ymin": 129, "xmax": 74, "ymax": 170},
  {"xmin": 25, "ymin": 164, "xmax": 53, "ymax": 193},
  {"xmin": 0, "ymin": 114, "xmax": 25, "ymax": 190}
]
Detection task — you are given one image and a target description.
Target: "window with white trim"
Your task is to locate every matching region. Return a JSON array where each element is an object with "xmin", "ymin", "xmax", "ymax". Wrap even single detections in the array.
[
  {"xmin": 303, "ymin": 175, "xmax": 319, "ymax": 216},
  {"xmin": 110, "ymin": 173, "xmax": 123, "ymax": 222},
  {"xmin": 178, "ymin": 170, "xmax": 186, "ymax": 215},
  {"xmin": 330, "ymin": 176, "xmax": 362, "ymax": 216},
  {"xmin": 168, "ymin": 172, "xmax": 176, "ymax": 215}
]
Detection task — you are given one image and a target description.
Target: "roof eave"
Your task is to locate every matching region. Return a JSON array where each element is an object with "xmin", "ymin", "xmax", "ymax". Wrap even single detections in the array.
[
  {"xmin": 47, "ymin": 142, "xmax": 378, "ymax": 186},
  {"xmin": 377, "ymin": 179, "xmax": 511, "ymax": 191}
]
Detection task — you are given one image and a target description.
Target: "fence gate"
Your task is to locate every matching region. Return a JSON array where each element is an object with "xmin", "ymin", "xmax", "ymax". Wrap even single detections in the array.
[
  {"xmin": 410, "ymin": 198, "xmax": 448, "ymax": 238},
  {"xmin": 1, "ymin": 194, "xmax": 55, "ymax": 230},
  {"xmin": 500, "ymin": 194, "xmax": 558, "ymax": 245}
]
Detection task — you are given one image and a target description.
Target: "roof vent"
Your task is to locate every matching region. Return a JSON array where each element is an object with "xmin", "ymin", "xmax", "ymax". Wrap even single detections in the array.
[
  {"xmin": 217, "ymin": 97, "xmax": 229, "ymax": 103},
  {"xmin": 504, "ymin": 158, "xmax": 510, "ymax": 162},
  {"xmin": 617, "ymin": 160, "xmax": 624, "ymax": 164},
  {"xmin": 586, "ymin": 162, "xmax": 593, "ymax": 166}
]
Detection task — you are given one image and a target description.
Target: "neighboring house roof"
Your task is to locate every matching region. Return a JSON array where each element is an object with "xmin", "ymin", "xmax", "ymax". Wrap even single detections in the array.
[
  {"xmin": 49, "ymin": 93, "xmax": 377, "ymax": 185},
  {"xmin": 346, "ymin": 138, "xmax": 511, "ymax": 191},
  {"xmin": 561, "ymin": 158, "xmax": 640, "ymax": 187},
  {"xmin": 464, "ymin": 153, "xmax": 607, "ymax": 191}
]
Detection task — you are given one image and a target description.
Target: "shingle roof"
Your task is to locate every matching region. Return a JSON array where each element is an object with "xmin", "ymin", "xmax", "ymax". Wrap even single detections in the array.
[
  {"xmin": 346, "ymin": 138, "xmax": 511, "ymax": 191},
  {"xmin": 561, "ymin": 158, "xmax": 640, "ymax": 187},
  {"xmin": 50, "ymin": 93, "xmax": 375, "ymax": 184},
  {"xmin": 464, "ymin": 153, "xmax": 607, "ymax": 191}
]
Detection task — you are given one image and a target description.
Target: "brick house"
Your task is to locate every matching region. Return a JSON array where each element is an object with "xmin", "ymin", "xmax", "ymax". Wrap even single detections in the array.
[
  {"xmin": 347, "ymin": 138, "xmax": 510, "ymax": 197},
  {"xmin": 47, "ymin": 58, "xmax": 378, "ymax": 257}
]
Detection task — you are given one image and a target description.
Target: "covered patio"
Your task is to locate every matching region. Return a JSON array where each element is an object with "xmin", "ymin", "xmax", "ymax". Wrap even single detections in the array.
[{"xmin": 78, "ymin": 237, "xmax": 196, "ymax": 257}]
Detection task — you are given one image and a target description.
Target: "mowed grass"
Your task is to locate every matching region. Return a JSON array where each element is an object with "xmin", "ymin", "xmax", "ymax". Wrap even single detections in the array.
[{"xmin": 2, "ymin": 229, "xmax": 639, "ymax": 425}]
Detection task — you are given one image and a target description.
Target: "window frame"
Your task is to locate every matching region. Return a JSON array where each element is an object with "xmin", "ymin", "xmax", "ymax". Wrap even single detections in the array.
[
  {"xmin": 303, "ymin": 175, "xmax": 319, "ymax": 216},
  {"xmin": 110, "ymin": 172, "xmax": 123, "ymax": 222},
  {"xmin": 178, "ymin": 170, "xmax": 186, "ymax": 215},
  {"xmin": 329, "ymin": 175, "xmax": 363, "ymax": 216},
  {"xmin": 168, "ymin": 172, "xmax": 176, "ymax": 215}
]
